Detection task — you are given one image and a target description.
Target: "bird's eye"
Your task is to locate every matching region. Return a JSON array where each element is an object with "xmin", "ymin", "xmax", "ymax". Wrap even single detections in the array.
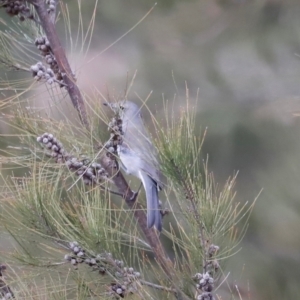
[{"xmin": 119, "ymin": 105, "xmax": 125, "ymax": 110}]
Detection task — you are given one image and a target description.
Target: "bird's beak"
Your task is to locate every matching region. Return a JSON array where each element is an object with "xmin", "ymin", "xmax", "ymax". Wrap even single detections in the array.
[{"xmin": 103, "ymin": 102, "xmax": 114, "ymax": 110}]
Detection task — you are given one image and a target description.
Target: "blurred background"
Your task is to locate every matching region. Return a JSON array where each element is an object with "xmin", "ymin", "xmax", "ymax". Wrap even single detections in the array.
[
  {"xmin": 2, "ymin": 0, "xmax": 300, "ymax": 298},
  {"xmin": 76, "ymin": 1, "xmax": 300, "ymax": 298}
]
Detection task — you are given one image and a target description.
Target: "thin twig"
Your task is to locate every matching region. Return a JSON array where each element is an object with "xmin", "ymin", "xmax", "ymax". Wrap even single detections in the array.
[{"xmin": 140, "ymin": 280, "xmax": 177, "ymax": 293}]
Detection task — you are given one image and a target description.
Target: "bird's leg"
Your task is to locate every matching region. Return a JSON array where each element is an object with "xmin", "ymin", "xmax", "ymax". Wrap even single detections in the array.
[
  {"xmin": 129, "ymin": 182, "xmax": 143, "ymax": 201},
  {"xmin": 159, "ymin": 199, "xmax": 169, "ymax": 218}
]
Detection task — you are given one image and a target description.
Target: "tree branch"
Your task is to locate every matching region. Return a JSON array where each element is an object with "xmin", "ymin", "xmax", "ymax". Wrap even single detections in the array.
[{"xmin": 27, "ymin": 0, "xmax": 89, "ymax": 128}]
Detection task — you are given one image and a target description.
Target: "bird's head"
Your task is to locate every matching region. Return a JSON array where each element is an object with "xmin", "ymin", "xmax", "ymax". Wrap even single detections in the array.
[{"xmin": 104, "ymin": 100, "xmax": 141, "ymax": 119}]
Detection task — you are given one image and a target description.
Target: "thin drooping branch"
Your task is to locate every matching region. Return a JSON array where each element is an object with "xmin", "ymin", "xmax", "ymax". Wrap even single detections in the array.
[{"xmin": 27, "ymin": 0, "xmax": 89, "ymax": 128}]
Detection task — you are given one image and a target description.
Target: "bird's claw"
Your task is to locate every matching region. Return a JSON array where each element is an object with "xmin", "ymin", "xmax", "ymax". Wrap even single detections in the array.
[
  {"xmin": 128, "ymin": 190, "xmax": 138, "ymax": 201},
  {"xmin": 129, "ymin": 182, "xmax": 143, "ymax": 201}
]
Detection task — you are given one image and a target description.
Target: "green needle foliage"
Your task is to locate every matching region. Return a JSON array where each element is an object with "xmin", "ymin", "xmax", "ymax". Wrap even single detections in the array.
[
  {"xmin": 154, "ymin": 99, "xmax": 256, "ymax": 295},
  {"xmin": 0, "ymin": 1, "xmax": 256, "ymax": 299}
]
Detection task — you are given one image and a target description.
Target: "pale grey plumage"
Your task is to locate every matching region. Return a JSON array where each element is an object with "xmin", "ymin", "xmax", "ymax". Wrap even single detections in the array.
[{"xmin": 113, "ymin": 101, "xmax": 162, "ymax": 231}]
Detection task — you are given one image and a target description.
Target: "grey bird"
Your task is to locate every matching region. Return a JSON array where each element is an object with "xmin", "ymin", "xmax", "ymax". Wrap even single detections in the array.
[{"xmin": 109, "ymin": 100, "xmax": 162, "ymax": 231}]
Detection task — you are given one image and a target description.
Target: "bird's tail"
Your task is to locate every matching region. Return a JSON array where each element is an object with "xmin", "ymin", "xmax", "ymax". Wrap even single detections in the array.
[{"xmin": 139, "ymin": 172, "xmax": 162, "ymax": 231}]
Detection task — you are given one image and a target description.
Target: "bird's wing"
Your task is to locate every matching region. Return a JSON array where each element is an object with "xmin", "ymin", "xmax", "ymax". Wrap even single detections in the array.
[
  {"xmin": 123, "ymin": 120, "xmax": 163, "ymax": 187},
  {"xmin": 138, "ymin": 170, "xmax": 162, "ymax": 231}
]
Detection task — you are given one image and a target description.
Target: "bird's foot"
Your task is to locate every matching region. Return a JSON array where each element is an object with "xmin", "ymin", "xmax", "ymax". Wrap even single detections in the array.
[
  {"xmin": 129, "ymin": 183, "xmax": 142, "ymax": 201},
  {"xmin": 159, "ymin": 200, "xmax": 169, "ymax": 218},
  {"xmin": 129, "ymin": 190, "xmax": 138, "ymax": 201}
]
